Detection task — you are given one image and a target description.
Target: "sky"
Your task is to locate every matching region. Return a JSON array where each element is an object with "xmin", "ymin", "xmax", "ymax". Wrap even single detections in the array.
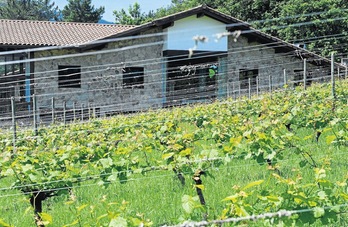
[{"xmin": 54, "ymin": 0, "xmax": 173, "ymax": 23}]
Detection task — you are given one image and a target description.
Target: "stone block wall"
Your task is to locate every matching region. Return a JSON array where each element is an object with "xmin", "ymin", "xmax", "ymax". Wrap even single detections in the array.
[
  {"xmin": 224, "ymin": 35, "xmax": 331, "ymax": 96},
  {"xmin": 33, "ymin": 28, "xmax": 164, "ymax": 116},
  {"xmin": 32, "ymin": 27, "xmax": 333, "ymax": 117}
]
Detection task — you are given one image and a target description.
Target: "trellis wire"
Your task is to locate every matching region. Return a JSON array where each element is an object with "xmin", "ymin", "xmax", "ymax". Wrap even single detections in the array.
[
  {"xmin": 161, "ymin": 204, "xmax": 348, "ymax": 227},
  {"xmin": 0, "ymin": 142, "xmax": 347, "ymax": 197}
]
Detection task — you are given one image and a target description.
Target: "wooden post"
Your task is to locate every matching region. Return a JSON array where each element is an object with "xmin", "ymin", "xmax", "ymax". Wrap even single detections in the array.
[
  {"xmin": 343, "ymin": 57, "xmax": 348, "ymax": 80},
  {"xmin": 93, "ymin": 106, "xmax": 96, "ymax": 118},
  {"xmin": 51, "ymin": 97, "xmax": 55, "ymax": 124},
  {"xmin": 256, "ymin": 76, "xmax": 259, "ymax": 97},
  {"xmin": 283, "ymin": 69, "xmax": 287, "ymax": 87},
  {"xmin": 248, "ymin": 78, "xmax": 251, "ymax": 99},
  {"xmin": 269, "ymin": 75, "xmax": 272, "ymax": 93},
  {"xmin": 88, "ymin": 102, "xmax": 91, "ymax": 120},
  {"xmin": 30, "ymin": 191, "xmax": 47, "ymax": 227},
  {"xmin": 331, "ymin": 53, "xmax": 336, "ymax": 98},
  {"xmin": 11, "ymin": 97, "xmax": 16, "ymax": 150},
  {"xmin": 303, "ymin": 59, "xmax": 307, "ymax": 90},
  {"xmin": 63, "ymin": 101, "xmax": 66, "ymax": 125},
  {"xmin": 193, "ymin": 170, "xmax": 207, "ymax": 220},
  {"xmin": 232, "ymin": 82, "xmax": 236, "ymax": 100},
  {"xmin": 73, "ymin": 102, "xmax": 76, "ymax": 122},
  {"xmin": 226, "ymin": 79, "xmax": 230, "ymax": 98},
  {"xmin": 81, "ymin": 104, "xmax": 84, "ymax": 121},
  {"xmin": 33, "ymin": 95, "xmax": 38, "ymax": 135},
  {"xmin": 238, "ymin": 82, "xmax": 241, "ymax": 98}
]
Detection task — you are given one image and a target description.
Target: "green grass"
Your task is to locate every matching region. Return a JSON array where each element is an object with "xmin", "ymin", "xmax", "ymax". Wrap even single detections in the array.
[{"xmin": 1, "ymin": 140, "xmax": 348, "ymax": 226}]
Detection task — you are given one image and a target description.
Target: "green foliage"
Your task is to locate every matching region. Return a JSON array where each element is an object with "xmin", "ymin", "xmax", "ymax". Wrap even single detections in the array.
[
  {"xmin": 0, "ymin": 0, "xmax": 60, "ymax": 20},
  {"xmin": 62, "ymin": 198, "xmax": 153, "ymax": 226},
  {"xmin": 0, "ymin": 218, "xmax": 13, "ymax": 227},
  {"xmin": 62, "ymin": 0, "xmax": 105, "ymax": 23},
  {"xmin": 276, "ymin": 0, "xmax": 348, "ymax": 57},
  {"xmin": 122, "ymin": 0, "xmax": 348, "ymax": 56},
  {"xmin": 113, "ymin": 2, "xmax": 154, "ymax": 25},
  {"xmin": 181, "ymin": 195, "xmax": 202, "ymax": 214},
  {"xmin": 221, "ymin": 165, "xmax": 348, "ymax": 225},
  {"xmin": 0, "ymin": 80, "xmax": 348, "ymax": 225}
]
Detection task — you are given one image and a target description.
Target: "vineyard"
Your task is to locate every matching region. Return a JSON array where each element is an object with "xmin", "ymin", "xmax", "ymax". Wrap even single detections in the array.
[{"xmin": 0, "ymin": 79, "xmax": 348, "ymax": 226}]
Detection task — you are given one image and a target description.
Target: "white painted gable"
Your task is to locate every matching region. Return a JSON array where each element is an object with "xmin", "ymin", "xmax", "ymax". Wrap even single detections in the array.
[{"xmin": 163, "ymin": 15, "xmax": 228, "ymax": 52}]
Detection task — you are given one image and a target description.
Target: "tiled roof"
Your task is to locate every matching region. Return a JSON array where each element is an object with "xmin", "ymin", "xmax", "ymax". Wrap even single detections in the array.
[{"xmin": 0, "ymin": 20, "xmax": 136, "ymax": 47}]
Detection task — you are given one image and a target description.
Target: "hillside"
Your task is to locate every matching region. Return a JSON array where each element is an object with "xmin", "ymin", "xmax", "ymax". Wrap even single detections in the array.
[{"xmin": 0, "ymin": 80, "xmax": 348, "ymax": 226}]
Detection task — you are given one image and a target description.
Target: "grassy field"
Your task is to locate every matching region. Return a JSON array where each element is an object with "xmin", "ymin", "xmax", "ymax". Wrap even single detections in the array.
[{"xmin": 0, "ymin": 80, "xmax": 348, "ymax": 226}]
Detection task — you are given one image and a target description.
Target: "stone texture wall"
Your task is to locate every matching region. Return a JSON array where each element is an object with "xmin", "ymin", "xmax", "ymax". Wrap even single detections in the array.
[
  {"xmin": 34, "ymin": 28, "xmax": 164, "ymax": 116},
  {"xmin": 33, "ymin": 27, "xmax": 332, "ymax": 116},
  {"xmin": 224, "ymin": 36, "xmax": 330, "ymax": 96}
]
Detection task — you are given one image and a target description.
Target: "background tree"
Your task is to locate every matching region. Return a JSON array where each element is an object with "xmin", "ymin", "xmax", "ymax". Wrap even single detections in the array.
[
  {"xmin": 62, "ymin": 0, "xmax": 105, "ymax": 23},
  {"xmin": 113, "ymin": 0, "xmax": 348, "ymax": 58},
  {"xmin": 113, "ymin": 2, "xmax": 149, "ymax": 25},
  {"xmin": 0, "ymin": 0, "xmax": 60, "ymax": 21},
  {"xmin": 276, "ymin": 0, "xmax": 348, "ymax": 57}
]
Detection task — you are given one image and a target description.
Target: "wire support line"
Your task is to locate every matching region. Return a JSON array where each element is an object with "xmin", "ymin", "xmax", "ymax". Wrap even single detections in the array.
[
  {"xmin": 0, "ymin": 75, "xmax": 337, "ymax": 119},
  {"xmin": 0, "ymin": 36, "xmax": 328, "ymax": 83},
  {"xmin": 0, "ymin": 59, "xmax": 335, "ymax": 103},
  {"xmin": 0, "ymin": 70, "xmax": 334, "ymax": 108},
  {"xmin": 161, "ymin": 204, "xmax": 348, "ymax": 227},
  {"xmin": 0, "ymin": 76, "xmax": 346, "ymax": 134},
  {"xmin": 0, "ymin": 32, "xmax": 344, "ymax": 75},
  {"xmin": 0, "ymin": 51, "xmax": 300, "ymax": 88},
  {"xmin": 1, "ymin": 7, "xmax": 348, "ymax": 57},
  {"xmin": 1, "ymin": 31, "xmax": 345, "ymax": 86},
  {"xmin": 2, "ymin": 14, "xmax": 348, "ymax": 67},
  {"xmin": 0, "ymin": 85, "xmax": 339, "ymax": 130},
  {"xmin": 0, "ymin": 146, "xmax": 347, "ymax": 196},
  {"xmin": 0, "ymin": 76, "xmax": 344, "ymax": 126},
  {"xmin": 0, "ymin": 73, "xmax": 345, "ymax": 117},
  {"xmin": 0, "ymin": 171, "xmax": 176, "ymax": 199},
  {"xmin": 0, "ymin": 40, "xmax": 164, "ymax": 66}
]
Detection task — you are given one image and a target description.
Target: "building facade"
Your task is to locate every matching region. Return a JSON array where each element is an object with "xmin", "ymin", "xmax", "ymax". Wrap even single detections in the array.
[{"xmin": 0, "ymin": 5, "xmax": 342, "ymax": 119}]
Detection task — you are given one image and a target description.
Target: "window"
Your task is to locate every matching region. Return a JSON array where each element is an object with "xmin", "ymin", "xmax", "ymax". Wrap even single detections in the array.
[
  {"xmin": 239, "ymin": 69, "xmax": 258, "ymax": 89},
  {"xmin": 0, "ymin": 54, "xmax": 25, "ymax": 76},
  {"xmin": 294, "ymin": 69, "xmax": 312, "ymax": 87},
  {"xmin": 58, "ymin": 65, "xmax": 81, "ymax": 88},
  {"xmin": 122, "ymin": 67, "xmax": 144, "ymax": 89}
]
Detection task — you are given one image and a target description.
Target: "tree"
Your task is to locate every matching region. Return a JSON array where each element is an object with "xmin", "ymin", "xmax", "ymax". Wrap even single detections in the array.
[
  {"xmin": 62, "ymin": 0, "xmax": 105, "ymax": 23},
  {"xmin": 112, "ymin": 0, "xmax": 348, "ymax": 57},
  {"xmin": 113, "ymin": 2, "xmax": 153, "ymax": 25},
  {"xmin": 0, "ymin": 0, "xmax": 60, "ymax": 21},
  {"xmin": 277, "ymin": 0, "xmax": 348, "ymax": 57},
  {"xmin": 155, "ymin": 0, "xmax": 348, "ymax": 57}
]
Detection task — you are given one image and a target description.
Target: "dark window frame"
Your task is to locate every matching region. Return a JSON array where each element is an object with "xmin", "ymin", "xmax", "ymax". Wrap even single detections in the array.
[
  {"xmin": 0, "ymin": 54, "xmax": 25, "ymax": 76},
  {"xmin": 58, "ymin": 65, "xmax": 81, "ymax": 88},
  {"xmin": 239, "ymin": 69, "xmax": 258, "ymax": 89},
  {"xmin": 122, "ymin": 67, "xmax": 144, "ymax": 89}
]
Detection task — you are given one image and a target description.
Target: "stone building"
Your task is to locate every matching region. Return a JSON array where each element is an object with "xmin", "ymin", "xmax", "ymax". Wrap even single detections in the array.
[{"xmin": 0, "ymin": 5, "xmax": 343, "ymax": 118}]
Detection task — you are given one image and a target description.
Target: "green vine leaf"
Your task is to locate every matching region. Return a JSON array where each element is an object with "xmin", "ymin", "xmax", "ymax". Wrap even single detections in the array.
[
  {"xmin": 242, "ymin": 180, "xmax": 264, "ymax": 191},
  {"xmin": 109, "ymin": 217, "xmax": 128, "ymax": 227},
  {"xmin": 313, "ymin": 207, "xmax": 325, "ymax": 218},
  {"xmin": 182, "ymin": 195, "xmax": 200, "ymax": 214}
]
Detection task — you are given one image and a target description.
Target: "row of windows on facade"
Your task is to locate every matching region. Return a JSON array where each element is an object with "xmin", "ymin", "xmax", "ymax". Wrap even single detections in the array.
[
  {"xmin": 58, "ymin": 66, "xmax": 145, "ymax": 89},
  {"xmin": 57, "ymin": 65, "xmax": 259, "ymax": 90},
  {"xmin": 1, "ymin": 63, "xmax": 310, "ymax": 90}
]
